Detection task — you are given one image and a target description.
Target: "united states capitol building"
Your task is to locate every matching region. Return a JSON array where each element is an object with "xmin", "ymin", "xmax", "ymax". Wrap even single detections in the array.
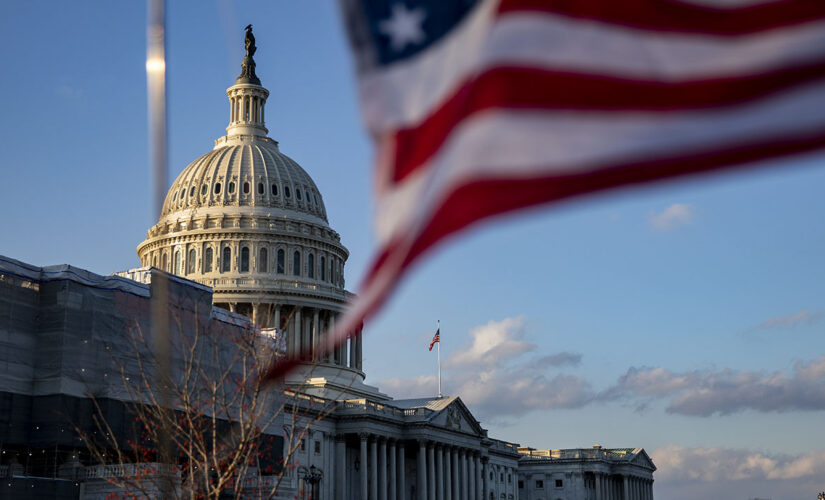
[{"xmin": 0, "ymin": 32, "xmax": 655, "ymax": 500}]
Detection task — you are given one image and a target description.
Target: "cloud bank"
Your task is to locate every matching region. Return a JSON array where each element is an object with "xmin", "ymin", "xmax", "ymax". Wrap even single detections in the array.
[
  {"xmin": 603, "ymin": 356, "xmax": 825, "ymax": 416},
  {"xmin": 753, "ymin": 309, "xmax": 823, "ymax": 331}
]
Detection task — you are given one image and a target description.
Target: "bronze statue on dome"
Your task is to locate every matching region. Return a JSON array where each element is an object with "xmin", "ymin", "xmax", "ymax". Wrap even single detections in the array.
[{"xmin": 237, "ymin": 24, "xmax": 261, "ymax": 85}]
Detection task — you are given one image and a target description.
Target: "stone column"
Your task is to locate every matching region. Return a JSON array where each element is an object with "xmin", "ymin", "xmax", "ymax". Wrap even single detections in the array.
[
  {"xmin": 356, "ymin": 327, "xmax": 364, "ymax": 369},
  {"xmin": 350, "ymin": 331, "xmax": 358, "ymax": 368},
  {"xmin": 398, "ymin": 442, "xmax": 406, "ymax": 500},
  {"xmin": 436, "ymin": 446, "xmax": 444, "ymax": 500},
  {"xmin": 469, "ymin": 454, "xmax": 477, "ymax": 500},
  {"xmin": 451, "ymin": 449, "xmax": 459, "ymax": 500},
  {"xmin": 428, "ymin": 443, "xmax": 436, "ymax": 500},
  {"xmin": 418, "ymin": 441, "xmax": 427, "ymax": 500},
  {"xmin": 379, "ymin": 438, "xmax": 388, "ymax": 500},
  {"xmin": 371, "ymin": 438, "xmax": 379, "ymax": 500},
  {"xmin": 273, "ymin": 305, "xmax": 281, "ymax": 331},
  {"xmin": 327, "ymin": 313, "xmax": 336, "ymax": 363},
  {"xmin": 312, "ymin": 308, "xmax": 320, "ymax": 360},
  {"xmin": 360, "ymin": 434, "xmax": 369, "ymax": 500},
  {"xmin": 389, "ymin": 440, "xmax": 397, "ymax": 500},
  {"xmin": 622, "ymin": 475, "xmax": 629, "ymax": 500},
  {"xmin": 460, "ymin": 449, "xmax": 468, "ymax": 500},
  {"xmin": 335, "ymin": 435, "xmax": 346, "ymax": 500},
  {"xmin": 481, "ymin": 458, "xmax": 488, "ymax": 500},
  {"xmin": 293, "ymin": 307, "xmax": 303, "ymax": 357},
  {"xmin": 444, "ymin": 447, "xmax": 452, "ymax": 500}
]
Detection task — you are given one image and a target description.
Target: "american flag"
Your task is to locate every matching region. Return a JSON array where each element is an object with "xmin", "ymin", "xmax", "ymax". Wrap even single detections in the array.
[
  {"xmin": 429, "ymin": 328, "xmax": 440, "ymax": 351},
  {"xmin": 265, "ymin": 0, "xmax": 825, "ymax": 378}
]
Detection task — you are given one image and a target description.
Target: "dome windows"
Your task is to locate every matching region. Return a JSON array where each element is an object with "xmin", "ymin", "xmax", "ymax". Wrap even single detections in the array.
[
  {"xmin": 307, "ymin": 253, "xmax": 314, "ymax": 279},
  {"xmin": 320, "ymin": 256, "xmax": 326, "ymax": 281},
  {"xmin": 222, "ymin": 247, "xmax": 231, "ymax": 272},
  {"xmin": 189, "ymin": 186, "xmax": 195, "ymax": 197},
  {"xmin": 276, "ymin": 249, "xmax": 285, "ymax": 274},
  {"xmin": 187, "ymin": 249, "xmax": 197, "ymax": 274},
  {"xmin": 240, "ymin": 247, "xmax": 250, "ymax": 272},
  {"xmin": 296, "ymin": 189, "xmax": 302, "ymax": 201},
  {"xmin": 293, "ymin": 251, "xmax": 301, "ymax": 276},
  {"xmin": 172, "ymin": 191, "xmax": 177, "ymax": 202},
  {"xmin": 284, "ymin": 186, "xmax": 291, "ymax": 198},
  {"xmin": 271, "ymin": 184, "xmax": 278, "ymax": 196},
  {"xmin": 243, "ymin": 182, "xmax": 250, "ymax": 194},
  {"xmin": 257, "ymin": 182, "xmax": 264, "ymax": 195},
  {"xmin": 214, "ymin": 183, "xmax": 221, "ymax": 194},
  {"xmin": 204, "ymin": 248, "xmax": 213, "ymax": 272},
  {"xmin": 258, "ymin": 248, "xmax": 268, "ymax": 272},
  {"xmin": 229, "ymin": 182, "xmax": 236, "ymax": 194},
  {"xmin": 201, "ymin": 184, "xmax": 207, "ymax": 196}
]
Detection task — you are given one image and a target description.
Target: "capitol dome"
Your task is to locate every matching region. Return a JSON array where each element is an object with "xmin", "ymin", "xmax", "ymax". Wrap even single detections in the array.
[{"xmin": 137, "ymin": 27, "xmax": 379, "ymax": 399}]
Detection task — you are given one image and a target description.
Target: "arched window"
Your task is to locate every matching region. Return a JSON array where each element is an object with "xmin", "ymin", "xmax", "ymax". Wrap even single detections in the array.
[
  {"xmin": 307, "ymin": 253, "xmax": 314, "ymax": 278},
  {"xmin": 241, "ymin": 247, "xmax": 250, "ymax": 272},
  {"xmin": 189, "ymin": 186, "xmax": 195, "ymax": 197},
  {"xmin": 277, "ymin": 249, "xmax": 285, "ymax": 274},
  {"xmin": 284, "ymin": 186, "xmax": 291, "ymax": 198},
  {"xmin": 257, "ymin": 182, "xmax": 264, "ymax": 195},
  {"xmin": 222, "ymin": 247, "xmax": 231, "ymax": 272},
  {"xmin": 187, "ymin": 249, "xmax": 196, "ymax": 274},
  {"xmin": 174, "ymin": 250, "xmax": 182, "ymax": 275},
  {"xmin": 271, "ymin": 184, "xmax": 278, "ymax": 196},
  {"xmin": 201, "ymin": 184, "xmax": 207, "ymax": 195},
  {"xmin": 296, "ymin": 188, "xmax": 302, "ymax": 201},
  {"xmin": 214, "ymin": 183, "xmax": 221, "ymax": 194},
  {"xmin": 172, "ymin": 191, "xmax": 177, "ymax": 201},
  {"xmin": 204, "ymin": 248, "xmax": 213, "ymax": 272},
  {"xmin": 243, "ymin": 182, "xmax": 250, "ymax": 194},
  {"xmin": 293, "ymin": 251, "xmax": 301, "ymax": 276},
  {"xmin": 161, "ymin": 253, "xmax": 167, "ymax": 271},
  {"xmin": 258, "ymin": 248, "xmax": 268, "ymax": 272},
  {"xmin": 320, "ymin": 256, "xmax": 326, "ymax": 281},
  {"xmin": 152, "ymin": 255, "xmax": 158, "ymax": 267},
  {"xmin": 229, "ymin": 182, "xmax": 235, "ymax": 194}
]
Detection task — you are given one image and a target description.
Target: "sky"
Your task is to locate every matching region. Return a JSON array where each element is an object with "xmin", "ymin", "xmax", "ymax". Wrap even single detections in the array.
[{"xmin": 1, "ymin": 2, "xmax": 824, "ymax": 499}]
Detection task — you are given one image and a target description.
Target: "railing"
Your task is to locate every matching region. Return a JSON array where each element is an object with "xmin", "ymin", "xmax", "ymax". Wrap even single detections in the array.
[
  {"xmin": 518, "ymin": 448, "xmax": 631, "ymax": 460},
  {"xmin": 338, "ymin": 399, "xmax": 430, "ymax": 419},
  {"xmin": 85, "ymin": 463, "xmax": 180, "ymax": 479}
]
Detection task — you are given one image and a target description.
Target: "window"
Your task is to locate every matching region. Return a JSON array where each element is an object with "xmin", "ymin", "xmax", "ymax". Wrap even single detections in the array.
[
  {"xmin": 257, "ymin": 182, "xmax": 263, "ymax": 195},
  {"xmin": 222, "ymin": 247, "xmax": 231, "ymax": 272},
  {"xmin": 536, "ymin": 480, "xmax": 544, "ymax": 489},
  {"xmin": 500, "ymin": 473, "xmax": 504, "ymax": 482},
  {"xmin": 258, "ymin": 248, "xmax": 267, "ymax": 272},
  {"xmin": 241, "ymin": 247, "xmax": 250, "ymax": 272},
  {"xmin": 152, "ymin": 255, "xmax": 157, "ymax": 267},
  {"xmin": 314, "ymin": 440, "xmax": 321, "ymax": 454},
  {"xmin": 161, "ymin": 253, "xmax": 168, "ymax": 271},
  {"xmin": 172, "ymin": 191, "xmax": 177, "ymax": 201},
  {"xmin": 555, "ymin": 479, "xmax": 563, "ymax": 488},
  {"xmin": 296, "ymin": 188, "xmax": 302, "ymax": 201},
  {"xmin": 277, "ymin": 249, "xmax": 285, "ymax": 274},
  {"xmin": 518, "ymin": 480, "xmax": 524, "ymax": 489},
  {"xmin": 271, "ymin": 184, "xmax": 278, "ymax": 196},
  {"xmin": 293, "ymin": 251, "xmax": 301, "ymax": 276},
  {"xmin": 204, "ymin": 248, "xmax": 213, "ymax": 272},
  {"xmin": 187, "ymin": 249, "xmax": 196, "ymax": 274},
  {"xmin": 490, "ymin": 472, "xmax": 494, "ymax": 480},
  {"xmin": 508, "ymin": 474, "xmax": 512, "ymax": 483},
  {"xmin": 284, "ymin": 186, "xmax": 291, "ymax": 198},
  {"xmin": 307, "ymin": 253, "xmax": 314, "ymax": 278},
  {"xmin": 179, "ymin": 189, "xmax": 184, "ymax": 201},
  {"xmin": 320, "ymin": 256, "xmax": 326, "ymax": 281},
  {"xmin": 201, "ymin": 184, "xmax": 207, "ymax": 195},
  {"xmin": 243, "ymin": 181, "xmax": 250, "ymax": 194},
  {"xmin": 214, "ymin": 183, "xmax": 221, "ymax": 194},
  {"xmin": 174, "ymin": 251, "xmax": 182, "ymax": 275},
  {"xmin": 229, "ymin": 182, "xmax": 235, "ymax": 194},
  {"xmin": 189, "ymin": 186, "xmax": 195, "ymax": 197}
]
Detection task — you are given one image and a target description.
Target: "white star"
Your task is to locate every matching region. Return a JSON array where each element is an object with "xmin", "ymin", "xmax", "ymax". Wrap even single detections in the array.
[{"xmin": 379, "ymin": 3, "xmax": 427, "ymax": 52}]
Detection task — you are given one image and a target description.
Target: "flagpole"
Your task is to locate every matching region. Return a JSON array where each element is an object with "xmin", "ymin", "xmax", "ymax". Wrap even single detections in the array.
[{"xmin": 437, "ymin": 320, "xmax": 442, "ymax": 398}]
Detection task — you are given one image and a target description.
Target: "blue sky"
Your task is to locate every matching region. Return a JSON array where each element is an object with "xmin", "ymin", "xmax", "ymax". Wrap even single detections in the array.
[{"xmin": 1, "ymin": 2, "xmax": 824, "ymax": 498}]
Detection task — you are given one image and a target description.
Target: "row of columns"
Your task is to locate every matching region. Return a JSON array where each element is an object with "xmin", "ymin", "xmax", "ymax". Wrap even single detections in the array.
[
  {"xmin": 591, "ymin": 472, "xmax": 653, "ymax": 500},
  {"xmin": 241, "ymin": 303, "xmax": 363, "ymax": 369},
  {"xmin": 340, "ymin": 434, "xmax": 493, "ymax": 500},
  {"xmin": 229, "ymin": 93, "xmax": 265, "ymax": 125}
]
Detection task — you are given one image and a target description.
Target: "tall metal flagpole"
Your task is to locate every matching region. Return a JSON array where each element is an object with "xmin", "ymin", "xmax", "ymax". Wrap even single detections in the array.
[{"xmin": 437, "ymin": 320, "xmax": 442, "ymax": 398}]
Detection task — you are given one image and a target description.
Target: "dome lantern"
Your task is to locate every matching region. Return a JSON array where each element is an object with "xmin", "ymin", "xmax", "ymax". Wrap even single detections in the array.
[{"xmin": 225, "ymin": 25, "xmax": 269, "ymax": 139}]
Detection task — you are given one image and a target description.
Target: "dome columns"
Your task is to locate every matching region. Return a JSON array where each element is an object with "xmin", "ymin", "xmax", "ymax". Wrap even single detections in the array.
[{"xmin": 226, "ymin": 84, "xmax": 269, "ymax": 137}]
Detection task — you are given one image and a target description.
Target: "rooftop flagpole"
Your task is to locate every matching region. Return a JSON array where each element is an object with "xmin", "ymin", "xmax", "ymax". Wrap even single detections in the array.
[{"xmin": 437, "ymin": 320, "xmax": 442, "ymax": 398}]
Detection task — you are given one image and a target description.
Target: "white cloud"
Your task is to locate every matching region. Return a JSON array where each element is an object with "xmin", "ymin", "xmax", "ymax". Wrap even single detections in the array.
[
  {"xmin": 446, "ymin": 317, "xmax": 534, "ymax": 369},
  {"xmin": 754, "ymin": 309, "xmax": 823, "ymax": 330},
  {"xmin": 652, "ymin": 445, "xmax": 825, "ymax": 482},
  {"xmin": 603, "ymin": 356, "xmax": 825, "ymax": 416},
  {"xmin": 379, "ymin": 317, "xmax": 592, "ymax": 418},
  {"xmin": 649, "ymin": 203, "xmax": 694, "ymax": 231}
]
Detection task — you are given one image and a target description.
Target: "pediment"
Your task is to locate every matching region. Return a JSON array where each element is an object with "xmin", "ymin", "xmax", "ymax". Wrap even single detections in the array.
[
  {"xmin": 430, "ymin": 398, "xmax": 484, "ymax": 436},
  {"xmin": 631, "ymin": 449, "xmax": 656, "ymax": 471}
]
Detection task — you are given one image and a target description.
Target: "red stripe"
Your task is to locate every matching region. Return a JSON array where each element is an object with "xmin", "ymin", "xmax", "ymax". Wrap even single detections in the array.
[
  {"xmin": 390, "ymin": 63, "xmax": 825, "ymax": 185},
  {"xmin": 498, "ymin": 0, "xmax": 825, "ymax": 35},
  {"xmin": 401, "ymin": 127, "xmax": 825, "ymax": 273}
]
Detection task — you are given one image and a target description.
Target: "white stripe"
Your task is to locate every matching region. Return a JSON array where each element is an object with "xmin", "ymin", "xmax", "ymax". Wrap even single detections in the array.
[
  {"xmin": 375, "ymin": 79, "xmax": 825, "ymax": 242},
  {"xmin": 360, "ymin": 13, "xmax": 825, "ymax": 131}
]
